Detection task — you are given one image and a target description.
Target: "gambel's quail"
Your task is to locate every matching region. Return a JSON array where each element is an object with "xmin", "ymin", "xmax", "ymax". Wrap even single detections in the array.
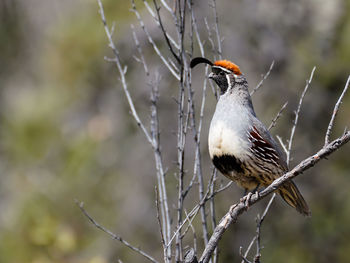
[{"xmin": 191, "ymin": 57, "xmax": 310, "ymax": 216}]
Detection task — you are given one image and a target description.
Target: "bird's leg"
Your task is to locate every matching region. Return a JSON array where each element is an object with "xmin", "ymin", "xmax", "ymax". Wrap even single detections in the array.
[
  {"xmin": 242, "ymin": 184, "xmax": 260, "ymax": 208},
  {"xmin": 244, "ymin": 192, "xmax": 253, "ymax": 208},
  {"xmin": 252, "ymin": 183, "xmax": 260, "ymax": 199},
  {"xmin": 243, "ymin": 188, "xmax": 248, "ymax": 196},
  {"xmin": 240, "ymin": 188, "xmax": 249, "ymax": 203},
  {"xmin": 251, "ymin": 183, "xmax": 260, "ymax": 193}
]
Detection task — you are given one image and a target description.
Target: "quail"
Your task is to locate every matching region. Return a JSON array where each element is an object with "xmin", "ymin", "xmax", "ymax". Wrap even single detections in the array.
[{"xmin": 190, "ymin": 57, "xmax": 310, "ymax": 216}]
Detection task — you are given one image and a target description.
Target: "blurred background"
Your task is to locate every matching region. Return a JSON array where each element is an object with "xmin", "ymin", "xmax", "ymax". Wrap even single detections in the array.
[{"xmin": 0, "ymin": 0, "xmax": 349, "ymax": 262}]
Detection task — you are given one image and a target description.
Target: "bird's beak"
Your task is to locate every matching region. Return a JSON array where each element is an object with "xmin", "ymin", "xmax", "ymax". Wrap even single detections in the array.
[{"xmin": 208, "ymin": 72, "xmax": 214, "ymax": 79}]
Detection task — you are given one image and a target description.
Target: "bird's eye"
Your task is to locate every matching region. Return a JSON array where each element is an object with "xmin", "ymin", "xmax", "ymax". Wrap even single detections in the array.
[
  {"xmin": 219, "ymin": 71, "xmax": 225, "ymax": 76},
  {"xmin": 212, "ymin": 68, "xmax": 221, "ymax": 74}
]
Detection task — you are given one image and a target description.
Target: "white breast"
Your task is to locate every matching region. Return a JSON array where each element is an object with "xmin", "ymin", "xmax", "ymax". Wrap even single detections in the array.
[{"xmin": 208, "ymin": 120, "xmax": 248, "ymax": 159}]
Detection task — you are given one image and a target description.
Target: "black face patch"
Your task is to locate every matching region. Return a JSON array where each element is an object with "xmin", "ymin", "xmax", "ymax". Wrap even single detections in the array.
[
  {"xmin": 210, "ymin": 69, "xmax": 229, "ymax": 94},
  {"xmin": 212, "ymin": 154, "xmax": 244, "ymax": 174}
]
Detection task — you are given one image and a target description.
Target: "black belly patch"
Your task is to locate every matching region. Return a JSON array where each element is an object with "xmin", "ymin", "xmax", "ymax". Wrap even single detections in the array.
[{"xmin": 212, "ymin": 154, "xmax": 244, "ymax": 174}]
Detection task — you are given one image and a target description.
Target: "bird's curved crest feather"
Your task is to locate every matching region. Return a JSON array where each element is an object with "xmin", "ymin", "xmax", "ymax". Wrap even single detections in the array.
[
  {"xmin": 214, "ymin": 60, "xmax": 242, "ymax": 75},
  {"xmin": 190, "ymin": 57, "xmax": 213, "ymax": 68}
]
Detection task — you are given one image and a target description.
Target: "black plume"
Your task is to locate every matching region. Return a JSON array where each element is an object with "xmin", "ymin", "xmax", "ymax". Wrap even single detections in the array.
[{"xmin": 190, "ymin": 57, "xmax": 213, "ymax": 68}]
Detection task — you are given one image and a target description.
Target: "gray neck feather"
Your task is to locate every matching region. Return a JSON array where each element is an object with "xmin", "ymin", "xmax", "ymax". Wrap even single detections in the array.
[{"xmin": 223, "ymin": 74, "xmax": 256, "ymax": 117}]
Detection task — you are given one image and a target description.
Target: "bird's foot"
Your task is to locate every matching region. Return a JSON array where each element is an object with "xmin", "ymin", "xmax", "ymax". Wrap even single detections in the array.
[
  {"xmin": 243, "ymin": 192, "xmax": 253, "ymax": 209},
  {"xmin": 254, "ymin": 190, "xmax": 260, "ymax": 199}
]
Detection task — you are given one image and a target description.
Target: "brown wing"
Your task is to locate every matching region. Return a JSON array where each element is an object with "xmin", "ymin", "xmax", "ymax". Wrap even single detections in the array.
[{"xmin": 248, "ymin": 126, "xmax": 287, "ymax": 172}]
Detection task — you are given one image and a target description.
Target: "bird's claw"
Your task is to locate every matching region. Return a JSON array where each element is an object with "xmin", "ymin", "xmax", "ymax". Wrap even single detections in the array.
[{"xmin": 244, "ymin": 192, "xmax": 253, "ymax": 208}]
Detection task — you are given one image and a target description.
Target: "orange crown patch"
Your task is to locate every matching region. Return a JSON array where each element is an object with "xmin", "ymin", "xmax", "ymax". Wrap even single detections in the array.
[{"xmin": 214, "ymin": 60, "xmax": 242, "ymax": 75}]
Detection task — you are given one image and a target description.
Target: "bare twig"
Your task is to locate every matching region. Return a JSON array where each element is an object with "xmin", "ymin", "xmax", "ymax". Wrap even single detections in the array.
[
  {"xmin": 204, "ymin": 17, "xmax": 216, "ymax": 57},
  {"xmin": 203, "ymin": 17, "xmax": 219, "ymax": 99},
  {"xmin": 187, "ymin": 10, "xmax": 219, "ymax": 248},
  {"xmin": 210, "ymin": 0, "xmax": 222, "ymax": 60},
  {"xmin": 131, "ymin": 0, "xmax": 180, "ymax": 80},
  {"xmin": 142, "ymin": 0, "xmax": 180, "ymax": 49},
  {"xmin": 250, "ymin": 61, "xmax": 275, "ymax": 96},
  {"xmin": 97, "ymin": 0, "xmax": 153, "ymax": 145},
  {"xmin": 209, "ymin": 170, "xmax": 218, "ymax": 263},
  {"xmin": 150, "ymin": 75, "xmax": 172, "ymax": 262},
  {"xmin": 241, "ymin": 193, "xmax": 276, "ymax": 263},
  {"xmin": 155, "ymin": 187, "xmax": 167, "ymax": 263},
  {"xmin": 168, "ymin": 175, "xmax": 232, "ymax": 249},
  {"xmin": 241, "ymin": 236, "xmax": 257, "ymax": 263},
  {"xmin": 169, "ymin": 172, "xmax": 221, "ymax": 249},
  {"xmin": 239, "ymin": 247, "xmax": 253, "ymax": 263},
  {"xmin": 287, "ymin": 66, "xmax": 316, "ymax": 164},
  {"xmin": 182, "ymin": 209, "xmax": 198, "ymax": 253},
  {"xmin": 152, "ymin": 0, "xmax": 181, "ymax": 64},
  {"xmin": 131, "ymin": 24, "xmax": 149, "ymax": 76},
  {"xmin": 189, "ymin": 1, "xmax": 204, "ymax": 56},
  {"xmin": 97, "ymin": 1, "xmax": 171, "ymax": 260},
  {"xmin": 254, "ymin": 192, "xmax": 275, "ymax": 261},
  {"xmin": 187, "ymin": 82, "xmax": 210, "ymax": 251},
  {"xmin": 174, "ymin": 25, "xmax": 187, "ymax": 263},
  {"xmin": 276, "ymin": 135, "xmax": 288, "ymax": 156},
  {"xmin": 325, "ymin": 75, "xmax": 350, "ymax": 145},
  {"xmin": 268, "ymin": 102, "xmax": 288, "ymax": 130},
  {"xmin": 159, "ymin": 0, "xmax": 172, "ymax": 13},
  {"xmin": 76, "ymin": 201, "xmax": 159, "ymax": 263}
]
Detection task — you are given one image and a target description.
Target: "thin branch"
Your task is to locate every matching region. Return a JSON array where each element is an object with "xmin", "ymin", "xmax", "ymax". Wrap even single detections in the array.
[
  {"xmin": 131, "ymin": 0, "xmax": 180, "ymax": 80},
  {"xmin": 209, "ymin": 170, "xmax": 218, "ymax": 263},
  {"xmin": 241, "ymin": 236, "xmax": 257, "ymax": 263},
  {"xmin": 200, "ymin": 131, "xmax": 350, "ymax": 263},
  {"xmin": 239, "ymin": 247, "xmax": 253, "ymax": 263},
  {"xmin": 181, "ymin": 209, "xmax": 198, "ymax": 249},
  {"xmin": 210, "ymin": 0, "xmax": 222, "ymax": 59},
  {"xmin": 150, "ymin": 75, "xmax": 172, "ymax": 262},
  {"xmin": 241, "ymin": 193, "xmax": 276, "ymax": 263},
  {"xmin": 155, "ymin": 187, "xmax": 167, "ymax": 263},
  {"xmin": 325, "ymin": 75, "xmax": 350, "ymax": 145},
  {"xmin": 187, "ymin": 211, "xmax": 198, "ymax": 255},
  {"xmin": 287, "ymin": 66, "xmax": 316, "ymax": 164},
  {"xmin": 203, "ymin": 17, "xmax": 219, "ymax": 99},
  {"xmin": 131, "ymin": 24, "xmax": 149, "ymax": 76},
  {"xmin": 276, "ymin": 135, "xmax": 288, "ymax": 156},
  {"xmin": 268, "ymin": 101, "xmax": 288, "ymax": 130},
  {"xmin": 190, "ymin": 91, "xmax": 210, "ymax": 250},
  {"xmin": 204, "ymin": 17, "xmax": 216, "ymax": 56},
  {"xmin": 142, "ymin": 0, "xmax": 180, "ymax": 49},
  {"xmin": 168, "ymin": 175, "xmax": 232, "ymax": 249},
  {"xmin": 152, "ymin": 0, "xmax": 181, "ymax": 64},
  {"xmin": 168, "ymin": 204, "xmax": 199, "ymax": 249},
  {"xmin": 250, "ymin": 61, "xmax": 275, "ymax": 96},
  {"xmin": 189, "ymin": 1, "xmax": 204, "ymax": 56},
  {"xmin": 97, "ymin": 0, "xmax": 153, "ymax": 145},
  {"xmin": 254, "ymin": 192, "xmax": 276, "ymax": 262},
  {"xmin": 76, "ymin": 201, "xmax": 159, "ymax": 263},
  {"xmin": 159, "ymin": 0, "xmax": 173, "ymax": 13},
  {"xmin": 175, "ymin": 33, "xmax": 187, "ymax": 263}
]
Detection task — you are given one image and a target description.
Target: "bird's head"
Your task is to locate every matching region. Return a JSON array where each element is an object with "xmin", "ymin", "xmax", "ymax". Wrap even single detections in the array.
[{"xmin": 190, "ymin": 57, "xmax": 245, "ymax": 95}]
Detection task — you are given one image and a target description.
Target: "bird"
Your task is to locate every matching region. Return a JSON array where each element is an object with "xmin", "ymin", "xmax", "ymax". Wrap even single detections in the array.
[{"xmin": 190, "ymin": 57, "xmax": 310, "ymax": 216}]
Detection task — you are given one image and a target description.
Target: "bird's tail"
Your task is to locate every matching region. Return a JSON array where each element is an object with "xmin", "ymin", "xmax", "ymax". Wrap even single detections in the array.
[{"xmin": 278, "ymin": 181, "xmax": 311, "ymax": 216}]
